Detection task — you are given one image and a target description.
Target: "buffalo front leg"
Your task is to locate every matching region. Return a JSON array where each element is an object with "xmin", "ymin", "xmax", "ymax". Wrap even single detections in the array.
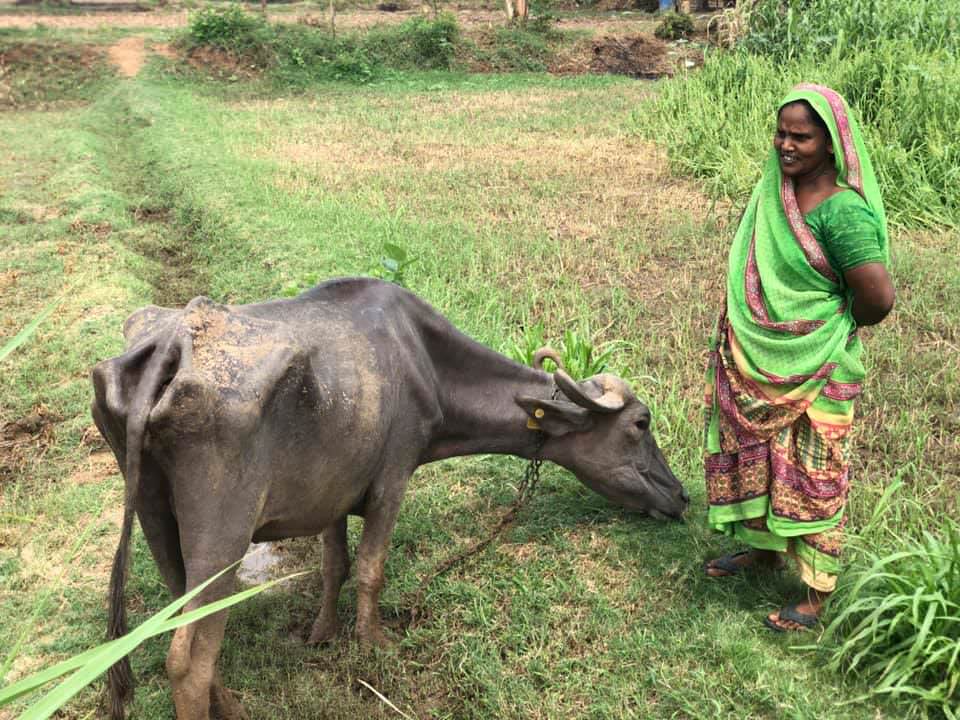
[
  {"xmin": 355, "ymin": 471, "xmax": 413, "ymax": 648},
  {"xmin": 307, "ymin": 516, "xmax": 350, "ymax": 645}
]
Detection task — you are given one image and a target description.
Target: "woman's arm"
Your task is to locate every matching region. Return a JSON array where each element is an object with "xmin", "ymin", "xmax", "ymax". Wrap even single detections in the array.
[{"xmin": 845, "ymin": 262, "xmax": 895, "ymax": 326}]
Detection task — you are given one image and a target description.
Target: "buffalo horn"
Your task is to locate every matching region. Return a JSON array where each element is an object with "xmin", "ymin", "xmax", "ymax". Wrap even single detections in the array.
[
  {"xmin": 554, "ymin": 369, "xmax": 625, "ymax": 413},
  {"xmin": 532, "ymin": 347, "xmax": 565, "ymax": 371}
]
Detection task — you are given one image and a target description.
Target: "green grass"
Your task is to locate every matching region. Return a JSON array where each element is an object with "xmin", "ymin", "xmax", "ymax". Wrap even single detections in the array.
[{"xmin": 1, "ymin": 21, "xmax": 958, "ymax": 720}]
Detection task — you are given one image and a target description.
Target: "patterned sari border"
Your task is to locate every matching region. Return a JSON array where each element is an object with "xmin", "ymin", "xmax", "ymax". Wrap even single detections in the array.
[
  {"xmin": 822, "ymin": 379, "xmax": 863, "ymax": 401},
  {"xmin": 744, "ymin": 233, "xmax": 827, "ymax": 335},
  {"xmin": 729, "ymin": 324, "xmax": 836, "ymax": 387},
  {"xmin": 781, "ymin": 178, "xmax": 840, "ymax": 284},
  {"xmin": 796, "ymin": 83, "xmax": 862, "ymax": 194}
]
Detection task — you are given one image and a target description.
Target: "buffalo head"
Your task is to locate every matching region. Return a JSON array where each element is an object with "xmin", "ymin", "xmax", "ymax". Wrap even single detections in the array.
[{"xmin": 516, "ymin": 348, "xmax": 688, "ymax": 520}]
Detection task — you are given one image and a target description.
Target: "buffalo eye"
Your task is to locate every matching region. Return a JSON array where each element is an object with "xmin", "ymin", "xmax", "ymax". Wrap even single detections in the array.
[{"xmin": 635, "ymin": 416, "xmax": 650, "ymax": 432}]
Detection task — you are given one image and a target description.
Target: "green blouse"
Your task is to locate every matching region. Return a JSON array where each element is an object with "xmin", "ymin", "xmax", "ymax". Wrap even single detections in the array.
[{"xmin": 803, "ymin": 189, "xmax": 885, "ymax": 274}]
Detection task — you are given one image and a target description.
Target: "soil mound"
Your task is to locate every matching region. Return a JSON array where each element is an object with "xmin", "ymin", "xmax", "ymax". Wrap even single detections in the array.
[{"xmin": 589, "ymin": 34, "xmax": 669, "ymax": 79}]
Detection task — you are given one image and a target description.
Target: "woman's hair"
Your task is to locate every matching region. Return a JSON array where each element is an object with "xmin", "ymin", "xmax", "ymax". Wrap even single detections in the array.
[{"xmin": 779, "ymin": 99, "xmax": 829, "ymax": 136}]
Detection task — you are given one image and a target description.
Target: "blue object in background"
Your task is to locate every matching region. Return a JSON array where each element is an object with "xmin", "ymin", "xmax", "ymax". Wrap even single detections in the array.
[{"xmin": 659, "ymin": 0, "xmax": 674, "ymax": 10}]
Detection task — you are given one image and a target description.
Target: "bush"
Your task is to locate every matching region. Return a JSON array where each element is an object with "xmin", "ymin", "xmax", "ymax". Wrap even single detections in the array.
[
  {"xmin": 822, "ymin": 518, "xmax": 960, "ymax": 716},
  {"xmin": 187, "ymin": 5, "xmax": 270, "ymax": 50},
  {"xmin": 364, "ymin": 14, "xmax": 459, "ymax": 70},
  {"xmin": 654, "ymin": 11, "xmax": 694, "ymax": 40},
  {"xmin": 482, "ymin": 25, "xmax": 553, "ymax": 72}
]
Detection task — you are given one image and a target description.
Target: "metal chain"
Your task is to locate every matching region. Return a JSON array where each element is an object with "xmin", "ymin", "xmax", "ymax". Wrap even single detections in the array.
[{"xmin": 407, "ymin": 386, "xmax": 558, "ymax": 626}]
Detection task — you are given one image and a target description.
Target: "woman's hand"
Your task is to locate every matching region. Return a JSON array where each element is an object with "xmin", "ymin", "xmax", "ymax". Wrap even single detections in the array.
[{"xmin": 845, "ymin": 262, "xmax": 895, "ymax": 326}]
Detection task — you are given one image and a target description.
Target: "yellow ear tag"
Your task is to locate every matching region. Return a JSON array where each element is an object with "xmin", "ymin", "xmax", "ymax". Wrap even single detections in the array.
[{"xmin": 527, "ymin": 407, "xmax": 545, "ymax": 430}]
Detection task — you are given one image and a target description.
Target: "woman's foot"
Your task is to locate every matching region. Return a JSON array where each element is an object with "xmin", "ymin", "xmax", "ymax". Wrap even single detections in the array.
[
  {"xmin": 705, "ymin": 549, "xmax": 784, "ymax": 577},
  {"xmin": 765, "ymin": 589, "xmax": 830, "ymax": 632}
]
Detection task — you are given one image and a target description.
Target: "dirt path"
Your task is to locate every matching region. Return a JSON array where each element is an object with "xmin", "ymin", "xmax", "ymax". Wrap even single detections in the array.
[{"xmin": 107, "ymin": 35, "xmax": 146, "ymax": 77}]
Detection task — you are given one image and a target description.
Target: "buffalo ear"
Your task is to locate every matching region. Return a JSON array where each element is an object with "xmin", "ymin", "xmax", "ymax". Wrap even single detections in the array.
[{"xmin": 515, "ymin": 396, "xmax": 594, "ymax": 437}]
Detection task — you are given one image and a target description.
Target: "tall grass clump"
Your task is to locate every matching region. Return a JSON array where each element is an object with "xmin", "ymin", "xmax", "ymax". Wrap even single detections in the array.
[
  {"xmin": 633, "ymin": 0, "xmax": 960, "ymax": 228},
  {"xmin": 742, "ymin": 0, "xmax": 959, "ymax": 62},
  {"xmin": 821, "ymin": 517, "xmax": 960, "ymax": 717}
]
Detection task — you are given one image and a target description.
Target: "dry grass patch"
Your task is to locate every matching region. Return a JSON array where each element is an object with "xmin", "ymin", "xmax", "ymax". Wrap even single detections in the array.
[{"xmin": 67, "ymin": 449, "xmax": 118, "ymax": 486}]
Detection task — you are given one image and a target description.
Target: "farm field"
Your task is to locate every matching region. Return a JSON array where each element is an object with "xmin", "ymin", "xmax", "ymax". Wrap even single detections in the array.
[{"xmin": 1, "ymin": 3, "xmax": 958, "ymax": 719}]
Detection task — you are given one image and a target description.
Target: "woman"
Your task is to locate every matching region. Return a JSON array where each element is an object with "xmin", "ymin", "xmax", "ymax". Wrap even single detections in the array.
[{"xmin": 702, "ymin": 85, "xmax": 895, "ymax": 632}]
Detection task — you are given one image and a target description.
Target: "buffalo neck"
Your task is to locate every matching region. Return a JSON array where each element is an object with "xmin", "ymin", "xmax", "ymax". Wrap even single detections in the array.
[{"xmin": 419, "ymin": 340, "xmax": 555, "ymax": 464}]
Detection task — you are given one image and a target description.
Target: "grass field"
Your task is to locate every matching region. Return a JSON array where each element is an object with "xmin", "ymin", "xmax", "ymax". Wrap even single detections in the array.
[{"xmin": 1, "ymin": 10, "xmax": 958, "ymax": 720}]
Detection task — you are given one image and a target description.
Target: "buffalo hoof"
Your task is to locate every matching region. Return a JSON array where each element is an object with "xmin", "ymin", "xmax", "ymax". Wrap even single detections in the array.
[
  {"xmin": 357, "ymin": 625, "xmax": 393, "ymax": 650},
  {"xmin": 210, "ymin": 682, "xmax": 249, "ymax": 720},
  {"xmin": 306, "ymin": 618, "xmax": 340, "ymax": 645}
]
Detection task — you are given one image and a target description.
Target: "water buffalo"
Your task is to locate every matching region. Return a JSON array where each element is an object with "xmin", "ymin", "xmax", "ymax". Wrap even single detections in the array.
[{"xmin": 92, "ymin": 277, "xmax": 688, "ymax": 720}]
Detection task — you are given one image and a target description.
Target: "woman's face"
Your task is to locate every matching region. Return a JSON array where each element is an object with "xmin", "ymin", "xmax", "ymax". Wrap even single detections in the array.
[{"xmin": 774, "ymin": 102, "xmax": 834, "ymax": 180}]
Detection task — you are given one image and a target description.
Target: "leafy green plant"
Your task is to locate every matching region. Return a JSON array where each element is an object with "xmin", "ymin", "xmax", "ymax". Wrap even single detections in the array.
[
  {"xmin": 375, "ymin": 242, "xmax": 417, "ymax": 287},
  {"xmin": 280, "ymin": 271, "xmax": 320, "ymax": 298},
  {"xmin": 654, "ymin": 11, "xmax": 694, "ymax": 41},
  {"xmin": 558, "ymin": 328, "xmax": 619, "ymax": 379},
  {"xmin": 503, "ymin": 320, "xmax": 548, "ymax": 369},
  {"xmin": 504, "ymin": 323, "xmax": 621, "ymax": 379}
]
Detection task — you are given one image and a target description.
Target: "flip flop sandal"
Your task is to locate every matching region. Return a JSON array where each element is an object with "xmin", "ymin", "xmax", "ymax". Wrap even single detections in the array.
[
  {"xmin": 763, "ymin": 603, "xmax": 819, "ymax": 633},
  {"xmin": 703, "ymin": 550, "xmax": 752, "ymax": 577}
]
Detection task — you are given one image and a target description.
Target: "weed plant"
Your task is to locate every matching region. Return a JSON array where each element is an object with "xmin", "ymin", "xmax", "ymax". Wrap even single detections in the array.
[
  {"xmin": 634, "ymin": 0, "xmax": 960, "ymax": 228},
  {"xmin": 742, "ymin": 0, "xmax": 959, "ymax": 62},
  {"xmin": 0, "ymin": 36, "xmax": 113, "ymax": 108}
]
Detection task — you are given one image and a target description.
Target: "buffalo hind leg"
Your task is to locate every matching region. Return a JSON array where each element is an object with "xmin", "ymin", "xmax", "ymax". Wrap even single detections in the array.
[
  {"xmin": 167, "ymin": 605, "xmax": 250, "ymax": 720},
  {"xmin": 355, "ymin": 470, "xmax": 413, "ymax": 647},
  {"xmin": 166, "ymin": 551, "xmax": 249, "ymax": 720},
  {"xmin": 308, "ymin": 516, "xmax": 349, "ymax": 645}
]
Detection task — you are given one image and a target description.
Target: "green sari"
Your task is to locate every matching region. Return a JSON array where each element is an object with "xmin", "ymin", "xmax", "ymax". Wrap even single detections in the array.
[{"xmin": 704, "ymin": 85, "xmax": 889, "ymax": 590}]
